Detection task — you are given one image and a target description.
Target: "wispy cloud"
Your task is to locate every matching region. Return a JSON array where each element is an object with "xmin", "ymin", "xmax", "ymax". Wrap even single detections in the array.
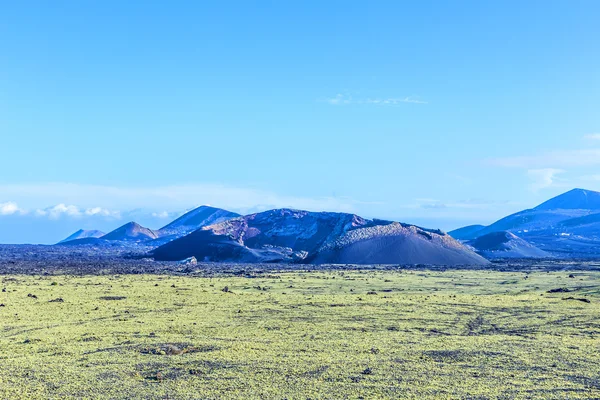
[
  {"xmin": 486, "ymin": 149, "xmax": 600, "ymax": 168},
  {"xmin": 583, "ymin": 133, "xmax": 600, "ymax": 141},
  {"xmin": 32, "ymin": 204, "xmax": 121, "ymax": 219},
  {"xmin": 152, "ymin": 211, "xmax": 179, "ymax": 219},
  {"xmin": 0, "ymin": 182, "xmax": 365, "ymax": 217},
  {"xmin": 323, "ymin": 94, "xmax": 427, "ymax": 106},
  {"xmin": 580, "ymin": 174, "xmax": 600, "ymax": 182},
  {"xmin": 527, "ymin": 168, "xmax": 564, "ymax": 192},
  {"xmin": 403, "ymin": 198, "xmax": 514, "ymax": 211}
]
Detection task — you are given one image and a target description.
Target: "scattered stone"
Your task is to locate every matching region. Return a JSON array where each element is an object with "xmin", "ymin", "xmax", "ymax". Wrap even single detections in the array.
[
  {"xmin": 99, "ymin": 296, "xmax": 126, "ymax": 300},
  {"xmin": 547, "ymin": 288, "xmax": 571, "ymax": 293},
  {"xmin": 361, "ymin": 367, "xmax": 372, "ymax": 375},
  {"xmin": 27, "ymin": 293, "xmax": 38, "ymax": 299},
  {"xmin": 48, "ymin": 298, "xmax": 64, "ymax": 303},
  {"xmin": 562, "ymin": 297, "xmax": 591, "ymax": 303}
]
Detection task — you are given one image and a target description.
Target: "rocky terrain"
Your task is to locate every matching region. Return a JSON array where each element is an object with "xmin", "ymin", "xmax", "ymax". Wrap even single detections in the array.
[{"xmin": 0, "ymin": 244, "xmax": 599, "ymax": 275}]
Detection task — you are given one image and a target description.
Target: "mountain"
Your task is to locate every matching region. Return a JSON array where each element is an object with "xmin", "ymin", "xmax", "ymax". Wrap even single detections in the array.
[
  {"xmin": 158, "ymin": 206, "xmax": 240, "ymax": 237},
  {"xmin": 449, "ymin": 188, "xmax": 600, "ymax": 258},
  {"xmin": 534, "ymin": 188, "xmax": 600, "ymax": 211},
  {"xmin": 152, "ymin": 209, "xmax": 489, "ymax": 266},
  {"xmin": 448, "ymin": 225, "xmax": 486, "ymax": 240},
  {"xmin": 101, "ymin": 222, "xmax": 158, "ymax": 241},
  {"xmin": 466, "ymin": 231, "xmax": 552, "ymax": 259},
  {"xmin": 58, "ymin": 229, "xmax": 105, "ymax": 244}
]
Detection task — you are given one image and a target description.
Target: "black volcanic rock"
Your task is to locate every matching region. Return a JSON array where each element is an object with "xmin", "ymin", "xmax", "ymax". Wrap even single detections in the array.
[
  {"xmin": 152, "ymin": 209, "xmax": 489, "ymax": 266},
  {"xmin": 102, "ymin": 222, "xmax": 158, "ymax": 241}
]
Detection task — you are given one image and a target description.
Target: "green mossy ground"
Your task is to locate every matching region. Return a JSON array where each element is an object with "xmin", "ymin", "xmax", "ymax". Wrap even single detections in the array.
[{"xmin": 1, "ymin": 270, "xmax": 599, "ymax": 399}]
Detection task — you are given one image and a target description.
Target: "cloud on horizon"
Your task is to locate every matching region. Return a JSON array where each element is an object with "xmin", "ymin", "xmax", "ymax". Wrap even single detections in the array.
[
  {"xmin": 33, "ymin": 204, "xmax": 121, "ymax": 219},
  {"xmin": 583, "ymin": 133, "xmax": 600, "ymax": 141},
  {"xmin": 0, "ymin": 182, "xmax": 364, "ymax": 218},
  {"xmin": 486, "ymin": 149, "xmax": 600, "ymax": 169},
  {"xmin": 0, "ymin": 202, "xmax": 24, "ymax": 216},
  {"xmin": 323, "ymin": 94, "xmax": 428, "ymax": 105}
]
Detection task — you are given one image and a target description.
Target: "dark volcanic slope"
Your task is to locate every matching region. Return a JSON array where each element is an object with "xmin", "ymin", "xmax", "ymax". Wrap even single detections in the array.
[
  {"xmin": 467, "ymin": 231, "xmax": 551, "ymax": 259},
  {"xmin": 102, "ymin": 222, "xmax": 158, "ymax": 241},
  {"xmin": 152, "ymin": 209, "xmax": 489, "ymax": 266},
  {"xmin": 158, "ymin": 206, "xmax": 240, "ymax": 237},
  {"xmin": 310, "ymin": 223, "xmax": 490, "ymax": 265},
  {"xmin": 59, "ymin": 229, "xmax": 105, "ymax": 244}
]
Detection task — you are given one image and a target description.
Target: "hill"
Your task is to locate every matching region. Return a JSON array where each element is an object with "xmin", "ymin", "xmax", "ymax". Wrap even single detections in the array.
[
  {"xmin": 158, "ymin": 206, "xmax": 240, "ymax": 237},
  {"xmin": 447, "ymin": 225, "xmax": 486, "ymax": 240},
  {"xmin": 449, "ymin": 189, "xmax": 600, "ymax": 257},
  {"xmin": 152, "ymin": 209, "xmax": 488, "ymax": 265},
  {"xmin": 102, "ymin": 222, "xmax": 158, "ymax": 241},
  {"xmin": 466, "ymin": 231, "xmax": 552, "ymax": 259},
  {"xmin": 58, "ymin": 229, "xmax": 105, "ymax": 244}
]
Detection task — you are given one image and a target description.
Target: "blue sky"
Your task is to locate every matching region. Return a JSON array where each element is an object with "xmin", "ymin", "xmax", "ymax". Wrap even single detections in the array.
[{"xmin": 1, "ymin": 1, "xmax": 599, "ymax": 243}]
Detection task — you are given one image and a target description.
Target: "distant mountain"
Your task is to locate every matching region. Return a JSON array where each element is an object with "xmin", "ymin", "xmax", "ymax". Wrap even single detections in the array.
[
  {"xmin": 534, "ymin": 188, "xmax": 600, "ymax": 211},
  {"xmin": 152, "ymin": 209, "xmax": 489, "ymax": 266},
  {"xmin": 448, "ymin": 225, "xmax": 486, "ymax": 240},
  {"xmin": 59, "ymin": 229, "xmax": 105, "ymax": 244},
  {"xmin": 467, "ymin": 231, "xmax": 552, "ymax": 259},
  {"xmin": 158, "ymin": 206, "xmax": 240, "ymax": 237},
  {"xmin": 102, "ymin": 222, "xmax": 158, "ymax": 241},
  {"xmin": 449, "ymin": 188, "xmax": 600, "ymax": 258}
]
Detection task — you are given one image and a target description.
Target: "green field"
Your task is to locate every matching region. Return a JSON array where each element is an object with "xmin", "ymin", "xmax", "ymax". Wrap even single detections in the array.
[{"xmin": 1, "ymin": 269, "xmax": 599, "ymax": 399}]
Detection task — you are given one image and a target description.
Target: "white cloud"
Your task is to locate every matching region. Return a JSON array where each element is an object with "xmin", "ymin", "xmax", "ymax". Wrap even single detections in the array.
[
  {"xmin": 36, "ymin": 204, "xmax": 82, "ymax": 219},
  {"xmin": 0, "ymin": 182, "xmax": 363, "ymax": 216},
  {"xmin": 152, "ymin": 211, "xmax": 173, "ymax": 218},
  {"xmin": 487, "ymin": 149, "xmax": 600, "ymax": 168},
  {"xmin": 0, "ymin": 202, "xmax": 24, "ymax": 216},
  {"xmin": 583, "ymin": 133, "xmax": 600, "ymax": 141},
  {"xmin": 85, "ymin": 207, "xmax": 120, "ymax": 218},
  {"xmin": 413, "ymin": 198, "xmax": 509, "ymax": 210},
  {"xmin": 326, "ymin": 94, "xmax": 353, "ymax": 105},
  {"xmin": 32, "ymin": 204, "xmax": 121, "ymax": 219},
  {"xmin": 365, "ymin": 97, "xmax": 428, "ymax": 105},
  {"xmin": 323, "ymin": 94, "xmax": 427, "ymax": 105},
  {"xmin": 527, "ymin": 168, "xmax": 564, "ymax": 191}
]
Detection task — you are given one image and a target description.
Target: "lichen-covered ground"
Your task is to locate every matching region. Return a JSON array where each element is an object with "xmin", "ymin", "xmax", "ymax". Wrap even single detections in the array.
[{"xmin": 1, "ymin": 269, "xmax": 599, "ymax": 399}]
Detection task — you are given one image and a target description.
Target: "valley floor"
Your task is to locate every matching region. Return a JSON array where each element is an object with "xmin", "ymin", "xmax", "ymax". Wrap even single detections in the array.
[{"xmin": 1, "ymin": 269, "xmax": 599, "ymax": 399}]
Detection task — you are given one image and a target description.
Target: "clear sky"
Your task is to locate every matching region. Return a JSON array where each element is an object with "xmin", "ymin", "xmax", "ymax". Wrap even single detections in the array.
[{"xmin": 1, "ymin": 0, "xmax": 599, "ymax": 243}]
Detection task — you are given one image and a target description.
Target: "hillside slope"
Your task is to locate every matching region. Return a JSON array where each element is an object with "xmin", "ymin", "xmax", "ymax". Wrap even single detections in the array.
[
  {"xmin": 102, "ymin": 222, "xmax": 158, "ymax": 241},
  {"xmin": 153, "ymin": 209, "xmax": 488, "ymax": 265}
]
